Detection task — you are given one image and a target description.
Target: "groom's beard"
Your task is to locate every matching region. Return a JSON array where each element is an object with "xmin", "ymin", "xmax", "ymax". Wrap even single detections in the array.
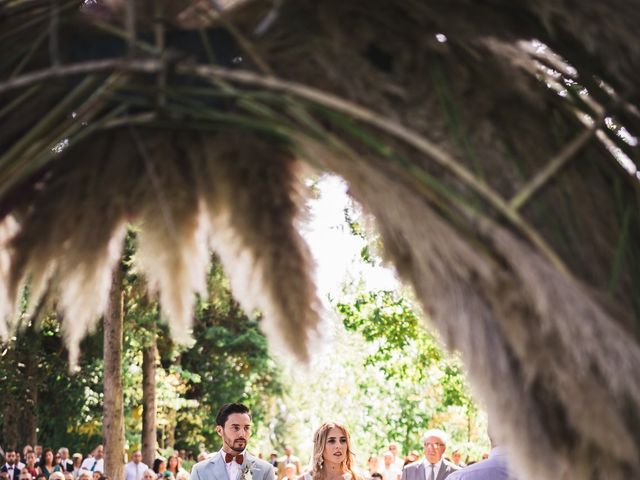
[{"xmin": 225, "ymin": 436, "xmax": 247, "ymax": 453}]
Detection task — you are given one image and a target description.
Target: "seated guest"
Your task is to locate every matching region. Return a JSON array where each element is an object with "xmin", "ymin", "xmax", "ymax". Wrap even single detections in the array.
[
  {"xmin": 282, "ymin": 464, "xmax": 297, "ymax": 480},
  {"xmin": 381, "ymin": 452, "xmax": 401, "ymax": 480},
  {"xmin": 80, "ymin": 446, "xmax": 103, "ymax": 475},
  {"xmin": 388, "ymin": 444, "xmax": 404, "ymax": 471},
  {"xmin": 70, "ymin": 456, "xmax": 83, "ymax": 480},
  {"xmin": 368, "ymin": 455, "xmax": 380, "ymax": 476},
  {"xmin": 152, "ymin": 458, "xmax": 166, "ymax": 477},
  {"xmin": 1, "ymin": 448, "xmax": 20, "ymax": 480},
  {"xmin": 38, "ymin": 449, "xmax": 61, "ymax": 479},
  {"xmin": 449, "ymin": 451, "xmax": 465, "ymax": 468},
  {"xmin": 141, "ymin": 469, "xmax": 156, "ymax": 480},
  {"xmin": 276, "ymin": 447, "xmax": 301, "ymax": 480},
  {"xmin": 23, "ymin": 452, "xmax": 38, "ymax": 478},
  {"xmin": 57, "ymin": 450, "xmax": 73, "ymax": 473}
]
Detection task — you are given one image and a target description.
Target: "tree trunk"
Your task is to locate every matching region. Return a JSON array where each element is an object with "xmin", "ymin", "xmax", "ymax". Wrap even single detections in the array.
[
  {"xmin": 23, "ymin": 342, "xmax": 38, "ymax": 446},
  {"xmin": 2, "ymin": 345, "xmax": 19, "ymax": 448},
  {"xmin": 2, "ymin": 401, "xmax": 19, "ymax": 449},
  {"xmin": 141, "ymin": 328, "xmax": 157, "ymax": 467},
  {"xmin": 103, "ymin": 264, "xmax": 125, "ymax": 479}
]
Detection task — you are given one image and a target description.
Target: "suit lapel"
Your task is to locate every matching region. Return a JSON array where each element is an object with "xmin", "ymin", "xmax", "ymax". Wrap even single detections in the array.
[
  {"xmin": 212, "ymin": 452, "xmax": 230, "ymax": 480},
  {"xmin": 242, "ymin": 452, "xmax": 256, "ymax": 479},
  {"xmin": 416, "ymin": 462, "xmax": 425, "ymax": 480},
  {"xmin": 435, "ymin": 461, "xmax": 448, "ymax": 480}
]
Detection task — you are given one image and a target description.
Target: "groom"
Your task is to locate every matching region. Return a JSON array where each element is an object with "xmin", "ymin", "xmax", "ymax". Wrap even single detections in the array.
[{"xmin": 191, "ymin": 403, "xmax": 275, "ymax": 480}]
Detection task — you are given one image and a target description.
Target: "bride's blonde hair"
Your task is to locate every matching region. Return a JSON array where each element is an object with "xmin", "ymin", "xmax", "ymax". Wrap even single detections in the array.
[{"xmin": 310, "ymin": 422, "xmax": 359, "ymax": 480}]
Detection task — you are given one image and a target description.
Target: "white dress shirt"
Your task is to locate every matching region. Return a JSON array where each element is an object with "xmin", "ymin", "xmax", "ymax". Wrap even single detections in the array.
[
  {"xmin": 124, "ymin": 460, "xmax": 149, "ymax": 480},
  {"xmin": 382, "ymin": 464, "xmax": 401, "ymax": 480},
  {"xmin": 4, "ymin": 463, "xmax": 18, "ymax": 479},
  {"xmin": 220, "ymin": 449, "xmax": 245, "ymax": 480},
  {"xmin": 424, "ymin": 458, "xmax": 443, "ymax": 480},
  {"xmin": 80, "ymin": 457, "xmax": 104, "ymax": 473}
]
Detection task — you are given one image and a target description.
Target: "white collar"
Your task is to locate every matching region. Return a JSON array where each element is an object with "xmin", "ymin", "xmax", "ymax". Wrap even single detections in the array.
[{"xmin": 424, "ymin": 457, "xmax": 443, "ymax": 469}]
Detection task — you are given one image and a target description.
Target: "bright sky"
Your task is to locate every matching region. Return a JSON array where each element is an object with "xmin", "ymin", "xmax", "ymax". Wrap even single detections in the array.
[{"xmin": 302, "ymin": 175, "xmax": 398, "ymax": 299}]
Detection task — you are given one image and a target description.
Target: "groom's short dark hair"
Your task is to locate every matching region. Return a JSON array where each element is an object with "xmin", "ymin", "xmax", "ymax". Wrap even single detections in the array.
[{"xmin": 216, "ymin": 403, "xmax": 251, "ymax": 426}]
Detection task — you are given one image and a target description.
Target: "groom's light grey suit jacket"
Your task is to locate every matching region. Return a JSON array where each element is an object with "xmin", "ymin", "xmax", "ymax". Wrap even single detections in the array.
[
  {"xmin": 191, "ymin": 452, "xmax": 275, "ymax": 480},
  {"xmin": 401, "ymin": 459, "xmax": 460, "ymax": 480}
]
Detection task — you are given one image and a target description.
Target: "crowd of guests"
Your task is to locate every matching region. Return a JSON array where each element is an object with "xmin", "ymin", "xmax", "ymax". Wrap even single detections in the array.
[
  {"xmin": 0, "ymin": 420, "xmax": 508, "ymax": 480},
  {"xmin": 0, "ymin": 444, "xmax": 193, "ymax": 480}
]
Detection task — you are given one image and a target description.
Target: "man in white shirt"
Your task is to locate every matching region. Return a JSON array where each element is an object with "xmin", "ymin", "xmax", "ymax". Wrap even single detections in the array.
[
  {"xmin": 124, "ymin": 451, "xmax": 148, "ymax": 480},
  {"xmin": 388, "ymin": 444, "xmax": 405, "ymax": 471},
  {"xmin": 190, "ymin": 403, "xmax": 276, "ymax": 480},
  {"xmin": 57, "ymin": 449, "xmax": 74, "ymax": 473},
  {"xmin": 381, "ymin": 451, "xmax": 401, "ymax": 480},
  {"xmin": 401, "ymin": 429, "xmax": 459, "ymax": 480},
  {"xmin": 79, "ymin": 445, "xmax": 104, "ymax": 474},
  {"xmin": 1, "ymin": 448, "xmax": 21, "ymax": 480}
]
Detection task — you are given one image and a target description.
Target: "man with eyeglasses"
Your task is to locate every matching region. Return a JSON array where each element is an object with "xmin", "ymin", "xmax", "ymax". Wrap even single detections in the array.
[{"xmin": 401, "ymin": 429, "xmax": 459, "ymax": 480}]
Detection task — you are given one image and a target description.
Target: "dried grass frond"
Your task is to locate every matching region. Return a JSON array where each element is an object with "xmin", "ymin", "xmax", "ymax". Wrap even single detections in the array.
[{"xmin": 202, "ymin": 133, "xmax": 321, "ymax": 361}]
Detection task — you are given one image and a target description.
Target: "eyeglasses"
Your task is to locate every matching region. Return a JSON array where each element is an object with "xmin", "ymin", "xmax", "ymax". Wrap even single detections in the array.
[{"xmin": 424, "ymin": 443, "xmax": 444, "ymax": 448}]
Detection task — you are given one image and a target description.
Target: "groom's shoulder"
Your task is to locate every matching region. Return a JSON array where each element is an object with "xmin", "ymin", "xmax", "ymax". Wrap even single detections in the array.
[{"xmin": 192, "ymin": 452, "xmax": 220, "ymax": 470}]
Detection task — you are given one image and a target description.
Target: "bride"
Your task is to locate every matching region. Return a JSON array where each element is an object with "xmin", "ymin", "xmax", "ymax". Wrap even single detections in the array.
[{"xmin": 300, "ymin": 422, "xmax": 361, "ymax": 480}]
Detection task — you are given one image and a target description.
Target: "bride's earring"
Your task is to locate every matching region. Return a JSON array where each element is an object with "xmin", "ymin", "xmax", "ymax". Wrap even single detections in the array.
[{"xmin": 318, "ymin": 457, "xmax": 324, "ymax": 469}]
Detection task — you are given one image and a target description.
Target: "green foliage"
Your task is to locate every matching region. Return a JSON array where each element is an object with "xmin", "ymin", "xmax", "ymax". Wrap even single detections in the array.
[
  {"xmin": 0, "ymin": 313, "xmax": 104, "ymax": 453},
  {"xmin": 336, "ymin": 289, "xmax": 485, "ymax": 458},
  {"xmin": 339, "ymin": 291, "xmax": 442, "ymax": 380},
  {"xmin": 176, "ymin": 262, "xmax": 283, "ymax": 451},
  {"xmin": 0, "ymin": 239, "xmax": 283, "ymax": 456}
]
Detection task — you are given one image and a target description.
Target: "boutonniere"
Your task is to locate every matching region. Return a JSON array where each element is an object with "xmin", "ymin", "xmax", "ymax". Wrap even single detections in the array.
[{"xmin": 242, "ymin": 462, "xmax": 255, "ymax": 480}]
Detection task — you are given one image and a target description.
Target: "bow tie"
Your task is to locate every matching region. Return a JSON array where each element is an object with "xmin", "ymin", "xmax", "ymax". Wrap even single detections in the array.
[{"xmin": 225, "ymin": 453, "xmax": 244, "ymax": 465}]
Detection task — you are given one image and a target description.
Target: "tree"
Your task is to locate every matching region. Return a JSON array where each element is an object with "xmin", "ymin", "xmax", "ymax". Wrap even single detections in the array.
[
  {"xmin": 337, "ymin": 289, "xmax": 485, "ymax": 456},
  {"xmin": 141, "ymin": 328, "xmax": 157, "ymax": 467},
  {"xmin": 176, "ymin": 262, "xmax": 284, "ymax": 450},
  {"xmin": 3, "ymin": 3, "xmax": 640, "ymax": 477},
  {"xmin": 103, "ymin": 265, "xmax": 125, "ymax": 479}
]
